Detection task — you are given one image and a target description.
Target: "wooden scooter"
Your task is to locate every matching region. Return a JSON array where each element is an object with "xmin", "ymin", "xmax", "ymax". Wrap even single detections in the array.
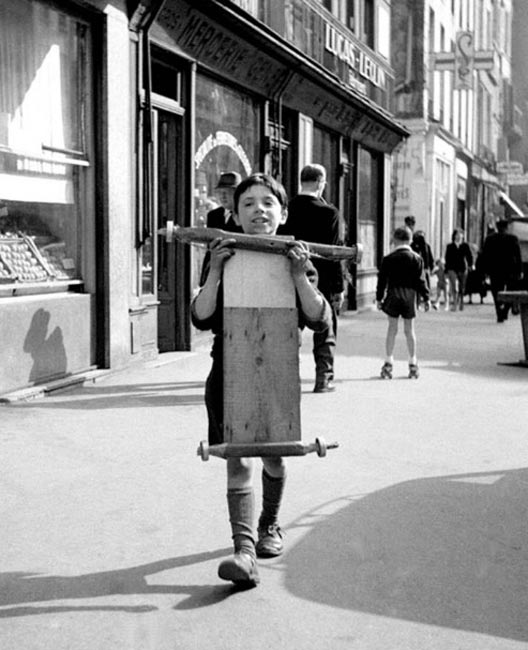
[{"xmin": 160, "ymin": 221, "xmax": 362, "ymax": 460}]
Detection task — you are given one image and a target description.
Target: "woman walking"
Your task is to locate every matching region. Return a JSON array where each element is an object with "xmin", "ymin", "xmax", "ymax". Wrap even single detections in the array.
[{"xmin": 445, "ymin": 229, "xmax": 473, "ymax": 311}]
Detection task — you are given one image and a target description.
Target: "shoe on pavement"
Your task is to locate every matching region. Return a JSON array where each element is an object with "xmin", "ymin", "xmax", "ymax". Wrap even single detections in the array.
[
  {"xmin": 218, "ymin": 551, "xmax": 260, "ymax": 586},
  {"xmin": 313, "ymin": 378, "xmax": 336, "ymax": 393},
  {"xmin": 380, "ymin": 362, "xmax": 393, "ymax": 379},
  {"xmin": 256, "ymin": 524, "xmax": 284, "ymax": 558},
  {"xmin": 408, "ymin": 363, "xmax": 419, "ymax": 379}
]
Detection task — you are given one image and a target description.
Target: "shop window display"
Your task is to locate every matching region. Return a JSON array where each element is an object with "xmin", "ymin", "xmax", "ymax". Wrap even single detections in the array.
[{"xmin": 0, "ymin": 1, "xmax": 91, "ymax": 294}]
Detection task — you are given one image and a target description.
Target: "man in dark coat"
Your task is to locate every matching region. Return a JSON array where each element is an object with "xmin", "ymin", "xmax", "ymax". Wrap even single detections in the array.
[
  {"xmin": 206, "ymin": 171, "xmax": 242, "ymax": 232},
  {"xmin": 281, "ymin": 164, "xmax": 344, "ymax": 392},
  {"xmin": 481, "ymin": 219, "xmax": 523, "ymax": 322}
]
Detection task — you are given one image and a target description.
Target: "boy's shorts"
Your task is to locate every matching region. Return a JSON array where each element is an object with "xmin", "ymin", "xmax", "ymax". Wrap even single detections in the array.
[{"xmin": 382, "ymin": 287, "xmax": 417, "ymax": 319}]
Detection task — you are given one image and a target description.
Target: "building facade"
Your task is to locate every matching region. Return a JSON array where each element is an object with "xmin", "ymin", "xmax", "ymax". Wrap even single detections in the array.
[
  {"xmin": 391, "ymin": 0, "xmax": 516, "ymax": 259},
  {"xmin": 0, "ymin": 0, "xmax": 407, "ymax": 397}
]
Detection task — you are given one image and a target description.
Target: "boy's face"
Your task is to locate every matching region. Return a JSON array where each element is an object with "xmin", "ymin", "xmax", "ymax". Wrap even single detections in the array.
[{"xmin": 233, "ymin": 184, "xmax": 287, "ymax": 235}]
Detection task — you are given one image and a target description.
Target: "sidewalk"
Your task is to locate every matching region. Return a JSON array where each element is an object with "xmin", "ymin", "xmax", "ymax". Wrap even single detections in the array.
[{"xmin": 2, "ymin": 300, "xmax": 528, "ymax": 650}]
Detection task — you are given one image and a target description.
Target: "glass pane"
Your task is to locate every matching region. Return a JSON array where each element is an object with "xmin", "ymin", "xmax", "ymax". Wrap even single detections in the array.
[
  {"xmin": 313, "ymin": 126, "xmax": 338, "ymax": 206},
  {"xmin": 0, "ymin": 163, "xmax": 82, "ymax": 282},
  {"xmin": 0, "ymin": 2, "xmax": 89, "ymax": 288},
  {"xmin": 357, "ymin": 146, "xmax": 379, "ymax": 269},
  {"xmin": 194, "ymin": 74, "xmax": 259, "ymax": 227},
  {"xmin": 0, "ymin": 0, "xmax": 85, "ymax": 154}
]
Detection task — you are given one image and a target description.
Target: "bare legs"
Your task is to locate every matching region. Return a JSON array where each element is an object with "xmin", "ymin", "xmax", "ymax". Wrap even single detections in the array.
[{"xmin": 385, "ymin": 315, "xmax": 416, "ymax": 364}]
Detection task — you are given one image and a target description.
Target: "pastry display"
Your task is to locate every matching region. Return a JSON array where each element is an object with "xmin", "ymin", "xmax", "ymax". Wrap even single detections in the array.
[{"xmin": 0, "ymin": 236, "xmax": 50, "ymax": 282}]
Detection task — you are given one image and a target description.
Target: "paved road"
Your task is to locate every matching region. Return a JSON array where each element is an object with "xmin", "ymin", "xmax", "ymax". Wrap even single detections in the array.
[{"xmin": 2, "ymin": 299, "xmax": 528, "ymax": 650}]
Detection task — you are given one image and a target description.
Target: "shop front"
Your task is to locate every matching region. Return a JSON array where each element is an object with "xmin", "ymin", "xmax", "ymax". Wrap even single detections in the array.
[
  {"xmin": 0, "ymin": 0, "xmax": 99, "ymax": 396},
  {"xmin": 147, "ymin": 0, "xmax": 408, "ymax": 340}
]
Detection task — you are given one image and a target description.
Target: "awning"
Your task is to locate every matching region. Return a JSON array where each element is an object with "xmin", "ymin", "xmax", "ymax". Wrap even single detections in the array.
[{"xmin": 498, "ymin": 190, "xmax": 524, "ymax": 217}]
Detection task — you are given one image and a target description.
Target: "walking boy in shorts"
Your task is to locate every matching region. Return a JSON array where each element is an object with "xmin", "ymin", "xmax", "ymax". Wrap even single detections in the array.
[
  {"xmin": 376, "ymin": 226, "xmax": 430, "ymax": 379},
  {"xmin": 191, "ymin": 173, "xmax": 332, "ymax": 587}
]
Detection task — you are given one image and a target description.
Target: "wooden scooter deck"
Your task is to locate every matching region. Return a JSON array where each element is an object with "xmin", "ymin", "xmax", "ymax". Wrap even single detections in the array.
[{"xmin": 197, "ymin": 249, "xmax": 338, "ymax": 460}]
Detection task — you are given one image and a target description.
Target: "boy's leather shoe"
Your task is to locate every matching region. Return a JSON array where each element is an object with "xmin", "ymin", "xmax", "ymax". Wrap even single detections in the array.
[
  {"xmin": 256, "ymin": 524, "xmax": 284, "ymax": 558},
  {"xmin": 313, "ymin": 378, "xmax": 336, "ymax": 393},
  {"xmin": 218, "ymin": 551, "xmax": 260, "ymax": 586}
]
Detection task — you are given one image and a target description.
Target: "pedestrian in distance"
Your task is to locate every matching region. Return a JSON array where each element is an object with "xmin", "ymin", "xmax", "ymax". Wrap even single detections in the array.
[
  {"xmin": 281, "ymin": 163, "xmax": 344, "ymax": 393},
  {"xmin": 411, "ymin": 229, "xmax": 434, "ymax": 307},
  {"xmin": 404, "ymin": 215, "xmax": 416, "ymax": 233},
  {"xmin": 206, "ymin": 171, "xmax": 243, "ymax": 232},
  {"xmin": 432, "ymin": 257, "xmax": 449, "ymax": 310},
  {"xmin": 444, "ymin": 228, "xmax": 473, "ymax": 311},
  {"xmin": 191, "ymin": 173, "xmax": 332, "ymax": 588},
  {"xmin": 376, "ymin": 226, "xmax": 430, "ymax": 379},
  {"xmin": 480, "ymin": 219, "xmax": 523, "ymax": 322}
]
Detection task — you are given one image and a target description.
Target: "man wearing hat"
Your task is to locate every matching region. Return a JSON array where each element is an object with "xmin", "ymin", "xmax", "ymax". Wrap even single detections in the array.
[{"xmin": 207, "ymin": 171, "xmax": 242, "ymax": 232}]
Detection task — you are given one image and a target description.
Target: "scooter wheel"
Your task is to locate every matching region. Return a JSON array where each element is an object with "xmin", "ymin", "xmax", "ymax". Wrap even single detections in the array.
[
  {"xmin": 315, "ymin": 437, "xmax": 327, "ymax": 457},
  {"xmin": 198, "ymin": 440, "xmax": 209, "ymax": 461}
]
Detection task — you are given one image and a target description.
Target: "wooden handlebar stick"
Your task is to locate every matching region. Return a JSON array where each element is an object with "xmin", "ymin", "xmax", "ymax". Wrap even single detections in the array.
[{"xmin": 158, "ymin": 221, "xmax": 362, "ymax": 263}]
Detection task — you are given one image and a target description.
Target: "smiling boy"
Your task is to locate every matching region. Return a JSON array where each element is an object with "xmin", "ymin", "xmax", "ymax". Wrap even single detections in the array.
[{"xmin": 191, "ymin": 173, "xmax": 332, "ymax": 587}]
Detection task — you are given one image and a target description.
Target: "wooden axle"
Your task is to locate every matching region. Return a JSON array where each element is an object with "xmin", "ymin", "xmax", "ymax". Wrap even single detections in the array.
[
  {"xmin": 159, "ymin": 221, "xmax": 362, "ymax": 263},
  {"xmin": 197, "ymin": 438, "xmax": 338, "ymax": 460}
]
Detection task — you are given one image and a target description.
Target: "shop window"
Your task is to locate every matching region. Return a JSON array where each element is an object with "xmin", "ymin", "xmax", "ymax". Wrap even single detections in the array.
[
  {"xmin": 194, "ymin": 75, "xmax": 259, "ymax": 227},
  {"xmin": 357, "ymin": 146, "xmax": 380, "ymax": 270},
  {"xmin": 193, "ymin": 75, "xmax": 260, "ymax": 289},
  {"xmin": 0, "ymin": 1, "xmax": 92, "ymax": 295},
  {"xmin": 313, "ymin": 125, "xmax": 339, "ymax": 206}
]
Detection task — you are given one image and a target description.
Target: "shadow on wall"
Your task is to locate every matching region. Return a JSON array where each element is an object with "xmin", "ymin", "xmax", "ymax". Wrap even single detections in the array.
[
  {"xmin": 23, "ymin": 308, "xmax": 67, "ymax": 383},
  {"xmin": 285, "ymin": 468, "xmax": 528, "ymax": 642}
]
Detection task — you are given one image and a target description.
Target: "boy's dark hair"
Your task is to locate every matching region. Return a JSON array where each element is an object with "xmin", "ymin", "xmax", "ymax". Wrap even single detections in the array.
[
  {"xmin": 393, "ymin": 226, "xmax": 412, "ymax": 243},
  {"xmin": 404, "ymin": 215, "xmax": 416, "ymax": 228},
  {"xmin": 233, "ymin": 173, "xmax": 288, "ymax": 214}
]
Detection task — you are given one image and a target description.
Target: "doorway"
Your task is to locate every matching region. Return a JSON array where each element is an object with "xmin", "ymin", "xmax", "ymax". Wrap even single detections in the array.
[{"xmin": 154, "ymin": 107, "xmax": 189, "ymax": 351}]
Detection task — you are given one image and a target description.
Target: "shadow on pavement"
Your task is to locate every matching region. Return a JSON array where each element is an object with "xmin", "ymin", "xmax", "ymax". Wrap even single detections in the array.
[
  {"xmin": 285, "ymin": 467, "xmax": 528, "ymax": 642},
  {"xmin": 0, "ymin": 548, "xmax": 234, "ymax": 617},
  {"xmin": 8, "ymin": 382, "xmax": 206, "ymax": 410}
]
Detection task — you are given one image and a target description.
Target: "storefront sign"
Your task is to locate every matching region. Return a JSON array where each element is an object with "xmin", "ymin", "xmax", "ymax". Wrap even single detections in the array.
[
  {"xmin": 156, "ymin": 5, "xmax": 290, "ymax": 96},
  {"xmin": 497, "ymin": 161, "xmax": 524, "ymax": 175},
  {"xmin": 324, "ymin": 24, "xmax": 386, "ymax": 91},
  {"xmin": 504, "ymin": 174, "xmax": 528, "ymax": 186},
  {"xmin": 283, "ymin": 75, "xmax": 402, "ymax": 153}
]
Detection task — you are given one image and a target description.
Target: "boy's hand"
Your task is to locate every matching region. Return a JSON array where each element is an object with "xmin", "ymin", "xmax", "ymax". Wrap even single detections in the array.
[
  {"xmin": 287, "ymin": 241, "xmax": 311, "ymax": 278},
  {"xmin": 208, "ymin": 237, "xmax": 236, "ymax": 272}
]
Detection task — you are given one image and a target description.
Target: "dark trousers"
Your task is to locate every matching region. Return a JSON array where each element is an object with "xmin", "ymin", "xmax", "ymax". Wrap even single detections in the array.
[
  {"xmin": 205, "ymin": 359, "xmax": 223, "ymax": 445},
  {"xmin": 313, "ymin": 301, "xmax": 337, "ymax": 380},
  {"xmin": 490, "ymin": 276, "xmax": 518, "ymax": 321}
]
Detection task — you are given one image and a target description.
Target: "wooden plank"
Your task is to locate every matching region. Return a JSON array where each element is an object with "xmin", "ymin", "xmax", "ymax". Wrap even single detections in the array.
[
  {"xmin": 223, "ymin": 307, "xmax": 301, "ymax": 443},
  {"xmin": 223, "ymin": 249, "xmax": 295, "ymax": 308}
]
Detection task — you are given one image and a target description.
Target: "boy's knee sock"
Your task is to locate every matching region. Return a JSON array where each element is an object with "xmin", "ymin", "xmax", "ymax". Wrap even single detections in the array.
[
  {"xmin": 227, "ymin": 487, "xmax": 256, "ymax": 557},
  {"xmin": 258, "ymin": 470, "xmax": 286, "ymax": 529}
]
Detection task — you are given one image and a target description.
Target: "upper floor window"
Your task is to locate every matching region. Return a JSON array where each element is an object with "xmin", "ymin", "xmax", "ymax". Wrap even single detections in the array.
[{"xmin": 363, "ymin": 0, "xmax": 374, "ymax": 48}]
